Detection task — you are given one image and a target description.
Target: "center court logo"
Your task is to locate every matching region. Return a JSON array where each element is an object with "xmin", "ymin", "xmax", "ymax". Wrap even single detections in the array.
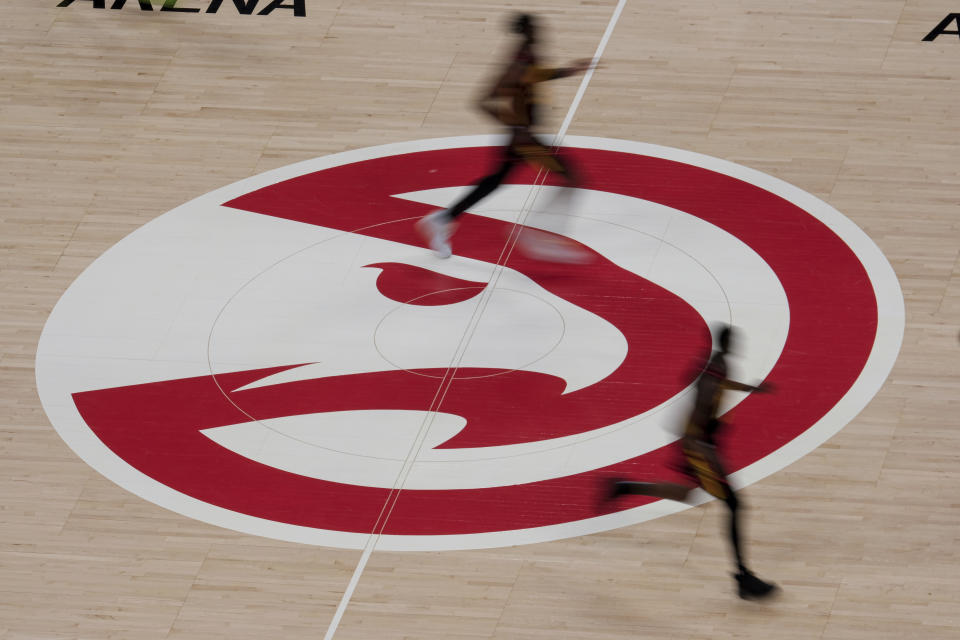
[{"xmin": 35, "ymin": 136, "xmax": 904, "ymax": 551}]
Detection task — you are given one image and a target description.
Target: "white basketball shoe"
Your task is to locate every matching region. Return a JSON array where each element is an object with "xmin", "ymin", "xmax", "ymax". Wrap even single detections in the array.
[{"xmin": 416, "ymin": 209, "xmax": 454, "ymax": 259}]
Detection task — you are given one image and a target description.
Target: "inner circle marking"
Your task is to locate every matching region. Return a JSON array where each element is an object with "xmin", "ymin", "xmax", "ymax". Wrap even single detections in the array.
[{"xmin": 373, "ymin": 285, "xmax": 566, "ymax": 381}]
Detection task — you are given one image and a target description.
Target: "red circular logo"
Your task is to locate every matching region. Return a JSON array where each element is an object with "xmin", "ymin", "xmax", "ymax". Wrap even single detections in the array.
[{"xmin": 37, "ymin": 137, "xmax": 903, "ymax": 550}]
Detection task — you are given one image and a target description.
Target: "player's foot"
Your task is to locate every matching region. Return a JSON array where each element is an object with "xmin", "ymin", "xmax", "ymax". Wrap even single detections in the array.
[
  {"xmin": 734, "ymin": 569, "xmax": 778, "ymax": 600},
  {"xmin": 516, "ymin": 229, "xmax": 591, "ymax": 264},
  {"xmin": 416, "ymin": 209, "xmax": 453, "ymax": 258}
]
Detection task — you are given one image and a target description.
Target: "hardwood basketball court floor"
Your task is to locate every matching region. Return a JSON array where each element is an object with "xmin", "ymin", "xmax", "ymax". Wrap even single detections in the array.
[{"xmin": 2, "ymin": 1, "xmax": 959, "ymax": 639}]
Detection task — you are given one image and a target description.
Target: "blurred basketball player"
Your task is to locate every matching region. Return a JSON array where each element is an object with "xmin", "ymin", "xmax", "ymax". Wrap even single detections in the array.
[
  {"xmin": 416, "ymin": 12, "xmax": 592, "ymax": 260},
  {"xmin": 609, "ymin": 324, "xmax": 779, "ymax": 600}
]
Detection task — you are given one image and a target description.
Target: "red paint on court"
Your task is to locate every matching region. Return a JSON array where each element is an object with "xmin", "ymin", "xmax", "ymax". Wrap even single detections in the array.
[{"xmin": 72, "ymin": 146, "xmax": 877, "ymax": 536}]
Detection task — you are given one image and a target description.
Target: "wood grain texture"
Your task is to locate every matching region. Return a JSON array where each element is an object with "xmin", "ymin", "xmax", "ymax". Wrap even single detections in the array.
[{"xmin": 2, "ymin": 1, "xmax": 958, "ymax": 638}]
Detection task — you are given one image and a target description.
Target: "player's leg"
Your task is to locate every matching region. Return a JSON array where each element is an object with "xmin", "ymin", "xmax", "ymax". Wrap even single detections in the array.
[
  {"xmin": 692, "ymin": 448, "xmax": 746, "ymax": 568},
  {"xmin": 510, "ymin": 133, "xmax": 591, "ymax": 262},
  {"xmin": 700, "ymin": 450, "xmax": 778, "ymax": 600},
  {"xmin": 684, "ymin": 442, "xmax": 776, "ymax": 598},
  {"xmin": 723, "ymin": 490, "xmax": 748, "ymax": 574},
  {"xmin": 610, "ymin": 480, "xmax": 691, "ymax": 501},
  {"xmin": 416, "ymin": 144, "xmax": 519, "ymax": 258},
  {"xmin": 446, "ymin": 156, "xmax": 516, "ymax": 219},
  {"xmin": 609, "ymin": 439, "xmax": 701, "ymax": 503},
  {"xmin": 724, "ymin": 490, "xmax": 777, "ymax": 599},
  {"xmin": 510, "ymin": 142, "xmax": 588, "ymax": 262}
]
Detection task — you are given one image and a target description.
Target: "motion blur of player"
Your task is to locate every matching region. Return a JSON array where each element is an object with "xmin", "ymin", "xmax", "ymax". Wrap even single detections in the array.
[
  {"xmin": 609, "ymin": 324, "xmax": 779, "ymax": 600},
  {"xmin": 416, "ymin": 12, "xmax": 592, "ymax": 260}
]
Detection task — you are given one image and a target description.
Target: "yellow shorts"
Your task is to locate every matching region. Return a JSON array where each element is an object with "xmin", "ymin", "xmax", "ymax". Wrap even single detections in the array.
[
  {"xmin": 512, "ymin": 143, "xmax": 566, "ymax": 173},
  {"xmin": 682, "ymin": 443, "xmax": 732, "ymax": 500}
]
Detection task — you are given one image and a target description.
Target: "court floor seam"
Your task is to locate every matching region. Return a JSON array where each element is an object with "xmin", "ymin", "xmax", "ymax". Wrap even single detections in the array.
[{"xmin": 323, "ymin": 2, "xmax": 628, "ymax": 637}]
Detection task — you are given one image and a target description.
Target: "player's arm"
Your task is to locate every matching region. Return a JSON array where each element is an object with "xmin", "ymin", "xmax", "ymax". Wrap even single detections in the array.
[
  {"xmin": 476, "ymin": 61, "xmax": 525, "ymax": 121},
  {"xmin": 525, "ymin": 58, "xmax": 593, "ymax": 83}
]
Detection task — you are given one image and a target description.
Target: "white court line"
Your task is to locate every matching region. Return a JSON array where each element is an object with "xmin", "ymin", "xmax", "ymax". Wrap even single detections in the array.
[
  {"xmin": 322, "ymin": 3, "xmax": 628, "ymax": 638},
  {"xmin": 323, "ymin": 542, "xmax": 375, "ymax": 640},
  {"xmin": 555, "ymin": 0, "xmax": 628, "ymax": 143}
]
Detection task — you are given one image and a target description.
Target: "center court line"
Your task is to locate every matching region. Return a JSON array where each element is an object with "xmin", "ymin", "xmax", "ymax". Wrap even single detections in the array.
[{"xmin": 322, "ymin": 2, "xmax": 628, "ymax": 638}]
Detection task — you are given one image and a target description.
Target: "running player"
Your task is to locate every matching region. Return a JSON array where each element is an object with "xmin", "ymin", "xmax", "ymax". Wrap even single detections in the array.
[
  {"xmin": 416, "ymin": 12, "xmax": 591, "ymax": 259},
  {"xmin": 609, "ymin": 324, "xmax": 779, "ymax": 600}
]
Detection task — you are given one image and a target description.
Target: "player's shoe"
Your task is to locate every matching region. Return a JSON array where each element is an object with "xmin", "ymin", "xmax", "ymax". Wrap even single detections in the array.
[
  {"xmin": 416, "ymin": 209, "xmax": 454, "ymax": 258},
  {"xmin": 734, "ymin": 570, "xmax": 778, "ymax": 600},
  {"xmin": 516, "ymin": 228, "xmax": 591, "ymax": 264}
]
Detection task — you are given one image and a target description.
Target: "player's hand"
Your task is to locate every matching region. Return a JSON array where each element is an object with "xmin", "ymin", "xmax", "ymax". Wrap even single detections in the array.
[{"xmin": 572, "ymin": 58, "xmax": 596, "ymax": 73}]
